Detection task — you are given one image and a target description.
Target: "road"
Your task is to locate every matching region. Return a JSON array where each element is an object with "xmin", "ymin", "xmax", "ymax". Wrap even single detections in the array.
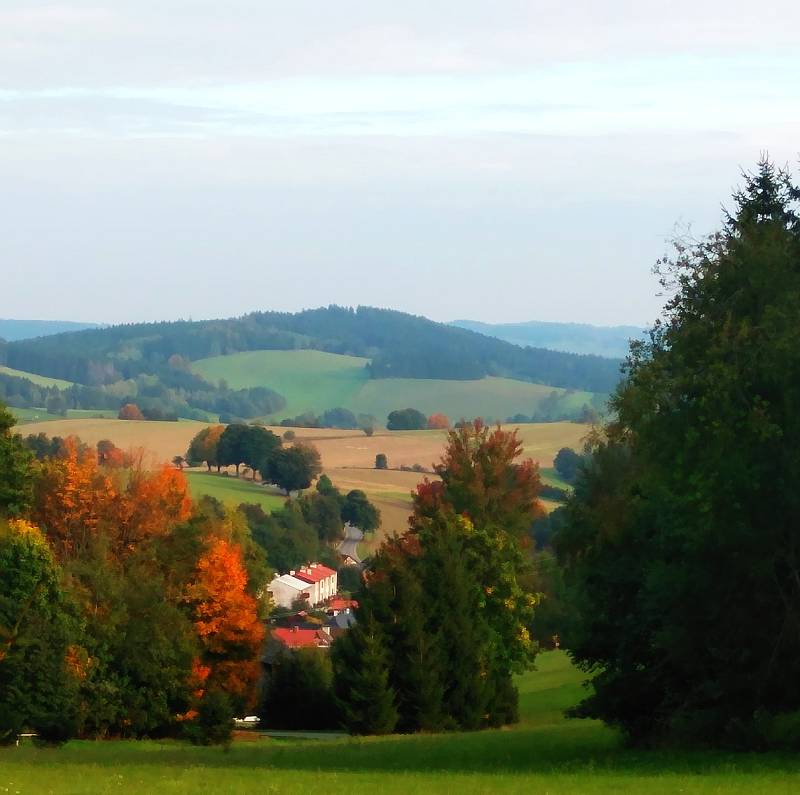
[{"xmin": 338, "ymin": 523, "xmax": 364, "ymax": 564}]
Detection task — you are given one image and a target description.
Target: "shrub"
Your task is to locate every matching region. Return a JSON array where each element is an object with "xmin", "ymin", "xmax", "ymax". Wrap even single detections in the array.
[
  {"xmin": 283, "ymin": 430, "xmax": 296, "ymax": 441},
  {"xmin": 186, "ymin": 690, "xmax": 234, "ymax": 747}
]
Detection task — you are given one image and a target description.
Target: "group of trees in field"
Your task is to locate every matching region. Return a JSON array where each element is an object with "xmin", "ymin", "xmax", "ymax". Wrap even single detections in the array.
[
  {"xmin": 278, "ymin": 408, "xmax": 377, "ymax": 434},
  {"xmin": 186, "ymin": 424, "xmax": 321, "ymax": 494},
  {"xmin": 0, "ymin": 406, "xmax": 267, "ymax": 744},
  {"xmin": 386, "ymin": 409, "xmax": 453, "ymax": 431}
]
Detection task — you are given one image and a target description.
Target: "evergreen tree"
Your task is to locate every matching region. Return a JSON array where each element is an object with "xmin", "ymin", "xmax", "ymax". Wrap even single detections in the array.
[
  {"xmin": 0, "ymin": 403, "xmax": 33, "ymax": 517},
  {"xmin": 332, "ymin": 613, "xmax": 398, "ymax": 735},
  {"xmin": 559, "ymin": 160, "xmax": 800, "ymax": 747}
]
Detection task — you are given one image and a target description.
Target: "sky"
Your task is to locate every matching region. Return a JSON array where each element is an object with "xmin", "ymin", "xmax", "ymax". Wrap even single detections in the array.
[{"xmin": 2, "ymin": 2, "xmax": 799, "ymax": 328}]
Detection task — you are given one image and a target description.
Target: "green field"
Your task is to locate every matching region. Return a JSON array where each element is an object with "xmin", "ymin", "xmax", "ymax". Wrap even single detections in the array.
[
  {"xmin": 0, "ymin": 364, "xmax": 74, "ymax": 389},
  {"xmin": 4, "ymin": 652, "xmax": 799, "ymax": 793},
  {"xmin": 193, "ymin": 349, "xmax": 598, "ymax": 423},
  {"xmin": 185, "ymin": 471, "xmax": 287, "ymax": 513},
  {"xmin": 10, "ymin": 407, "xmax": 117, "ymax": 425}
]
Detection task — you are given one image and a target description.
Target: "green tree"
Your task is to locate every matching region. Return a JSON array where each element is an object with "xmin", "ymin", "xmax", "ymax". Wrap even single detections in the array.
[
  {"xmin": 387, "ymin": 408, "xmax": 427, "ymax": 431},
  {"xmin": 559, "ymin": 160, "xmax": 800, "ymax": 748},
  {"xmin": 332, "ymin": 613, "xmax": 398, "ymax": 735},
  {"xmin": 553, "ymin": 447, "xmax": 581, "ymax": 483},
  {"xmin": 341, "ymin": 490, "xmax": 381, "ymax": 533},
  {"xmin": 266, "ymin": 444, "xmax": 321, "ymax": 494},
  {"xmin": 0, "ymin": 519, "xmax": 78, "ymax": 745},
  {"xmin": 0, "ymin": 403, "xmax": 33, "ymax": 517},
  {"xmin": 260, "ymin": 648, "xmax": 339, "ymax": 730}
]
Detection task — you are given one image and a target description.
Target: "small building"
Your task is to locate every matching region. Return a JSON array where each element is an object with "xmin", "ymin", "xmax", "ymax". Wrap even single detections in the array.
[
  {"xmin": 267, "ymin": 573, "xmax": 314, "ymax": 609},
  {"xmin": 267, "ymin": 563, "xmax": 338, "ymax": 609}
]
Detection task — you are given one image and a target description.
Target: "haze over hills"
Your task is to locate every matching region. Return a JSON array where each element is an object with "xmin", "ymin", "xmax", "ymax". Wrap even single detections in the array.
[
  {"xmin": 0, "ymin": 319, "xmax": 100, "ymax": 342},
  {"xmin": 0, "ymin": 307, "xmax": 620, "ymax": 424},
  {"xmin": 451, "ymin": 319, "xmax": 646, "ymax": 359}
]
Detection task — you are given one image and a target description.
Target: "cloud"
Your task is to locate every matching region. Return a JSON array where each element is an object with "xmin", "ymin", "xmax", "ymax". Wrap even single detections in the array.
[{"xmin": 0, "ymin": 1, "xmax": 798, "ymax": 89}]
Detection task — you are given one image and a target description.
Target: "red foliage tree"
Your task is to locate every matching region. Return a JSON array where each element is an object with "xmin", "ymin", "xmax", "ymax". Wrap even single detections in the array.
[{"xmin": 412, "ymin": 419, "xmax": 543, "ymax": 539}]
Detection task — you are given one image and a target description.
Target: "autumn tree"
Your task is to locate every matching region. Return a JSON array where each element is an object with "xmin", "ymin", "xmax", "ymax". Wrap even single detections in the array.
[
  {"xmin": 97, "ymin": 439, "xmax": 126, "ymax": 468},
  {"xmin": 184, "ymin": 538, "xmax": 265, "ymax": 713},
  {"xmin": 186, "ymin": 425, "xmax": 225, "ymax": 471},
  {"xmin": 118, "ymin": 403, "xmax": 145, "ymax": 421},
  {"xmin": 412, "ymin": 418, "xmax": 543, "ymax": 539},
  {"xmin": 426, "ymin": 413, "xmax": 451, "ymax": 430}
]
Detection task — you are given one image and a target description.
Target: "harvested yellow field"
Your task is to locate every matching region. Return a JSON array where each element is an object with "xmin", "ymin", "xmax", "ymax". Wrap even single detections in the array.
[
  {"xmin": 16, "ymin": 418, "xmax": 584, "ymax": 537},
  {"xmin": 19, "ymin": 418, "xmax": 207, "ymax": 465}
]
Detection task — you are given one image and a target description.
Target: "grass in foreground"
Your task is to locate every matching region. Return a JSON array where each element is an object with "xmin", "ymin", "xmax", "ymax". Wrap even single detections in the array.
[
  {"xmin": 4, "ymin": 652, "xmax": 800, "ymax": 794},
  {"xmin": 185, "ymin": 471, "xmax": 287, "ymax": 513}
]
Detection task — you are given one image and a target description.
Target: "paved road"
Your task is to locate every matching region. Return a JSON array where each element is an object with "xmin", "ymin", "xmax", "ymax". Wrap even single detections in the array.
[{"xmin": 338, "ymin": 523, "xmax": 364, "ymax": 564}]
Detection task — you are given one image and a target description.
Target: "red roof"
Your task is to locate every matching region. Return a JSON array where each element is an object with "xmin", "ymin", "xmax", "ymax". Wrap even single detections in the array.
[
  {"xmin": 294, "ymin": 563, "xmax": 337, "ymax": 584},
  {"xmin": 327, "ymin": 598, "xmax": 358, "ymax": 612},
  {"xmin": 271, "ymin": 627, "xmax": 329, "ymax": 649}
]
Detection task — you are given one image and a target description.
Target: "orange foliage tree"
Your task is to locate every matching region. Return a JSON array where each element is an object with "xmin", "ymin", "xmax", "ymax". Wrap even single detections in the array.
[
  {"xmin": 32, "ymin": 440, "xmax": 191, "ymax": 558},
  {"xmin": 426, "ymin": 413, "xmax": 451, "ymax": 430},
  {"xmin": 412, "ymin": 418, "xmax": 542, "ymax": 540},
  {"xmin": 183, "ymin": 538, "xmax": 265, "ymax": 711},
  {"xmin": 118, "ymin": 403, "xmax": 144, "ymax": 421}
]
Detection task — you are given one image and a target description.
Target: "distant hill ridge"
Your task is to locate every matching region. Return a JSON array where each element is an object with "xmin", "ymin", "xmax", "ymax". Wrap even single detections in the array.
[
  {"xmin": 0, "ymin": 318, "xmax": 100, "ymax": 342},
  {"xmin": 451, "ymin": 319, "xmax": 645, "ymax": 359},
  {"xmin": 1, "ymin": 306, "xmax": 622, "ymax": 394}
]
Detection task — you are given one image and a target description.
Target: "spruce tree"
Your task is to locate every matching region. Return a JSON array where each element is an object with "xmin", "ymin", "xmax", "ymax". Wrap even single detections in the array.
[{"xmin": 332, "ymin": 613, "xmax": 398, "ymax": 735}]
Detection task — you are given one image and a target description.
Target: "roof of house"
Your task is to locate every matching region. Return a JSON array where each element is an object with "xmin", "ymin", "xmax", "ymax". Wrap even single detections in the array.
[
  {"xmin": 326, "ymin": 597, "xmax": 359, "ymax": 612},
  {"xmin": 294, "ymin": 563, "xmax": 337, "ymax": 584},
  {"xmin": 269, "ymin": 574, "xmax": 313, "ymax": 593},
  {"xmin": 271, "ymin": 626, "xmax": 331, "ymax": 649}
]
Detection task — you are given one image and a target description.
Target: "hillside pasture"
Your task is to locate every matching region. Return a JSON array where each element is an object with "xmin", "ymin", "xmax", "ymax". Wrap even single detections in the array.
[
  {"xmin": 4, "ymin": 652, "xmax": 799, "ymax": 794},
  {"xmin": 185, "ymin": 471, "xmax": 287, "ymax": 513},
  {"xmin": 193, "ymin": 349, "xmax": 370, "ymax": 419},
  {"xmin": 192, "ymin": 349, "xmax": 601, "ymax": 423},
  {"xmin": 0, "ymin": 364, "xmax": 74, "ymax": 389}
]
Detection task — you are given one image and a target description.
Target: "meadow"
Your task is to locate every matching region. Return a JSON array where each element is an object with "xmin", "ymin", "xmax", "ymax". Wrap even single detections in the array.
[
  {"xmin": 185, "ymin": 471, "xmax": 287, "ymax": 513},
  {"xmin": 0, "ymin": 364, "xmax": 74, "ymax": 389},
  {"xmin": 192, "ymin": 349, "xmax": 599, "ymax": 423},
  {"xmin": 4, "ymin": 652, "xmax": 799, "ymax": 794}
]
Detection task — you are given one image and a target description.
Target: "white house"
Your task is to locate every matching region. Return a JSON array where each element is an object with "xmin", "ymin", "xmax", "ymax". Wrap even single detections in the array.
[{"xmin": 267, "ymin": 563, "xmax": 338, "ymax": 609}]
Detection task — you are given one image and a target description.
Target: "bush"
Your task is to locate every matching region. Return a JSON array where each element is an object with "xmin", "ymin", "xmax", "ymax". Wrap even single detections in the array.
[
  {"xmin": 283, "ymin": 430, "xmax": 296, "ymax": 441},
  {"xmin": 186, "ymin": 690, "xmax": 234, "ymax": 747}
]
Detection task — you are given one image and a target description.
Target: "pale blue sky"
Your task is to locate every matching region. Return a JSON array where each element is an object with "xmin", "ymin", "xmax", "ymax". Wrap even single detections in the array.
[{"xmin": 2, "ymin": 2, "xmax": 799, "ymax": 326}]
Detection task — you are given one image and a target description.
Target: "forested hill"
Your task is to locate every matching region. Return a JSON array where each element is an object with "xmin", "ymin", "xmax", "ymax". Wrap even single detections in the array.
[{"xmin": 1, "ymin": 306, "xmax": 622, "ymax": 393}]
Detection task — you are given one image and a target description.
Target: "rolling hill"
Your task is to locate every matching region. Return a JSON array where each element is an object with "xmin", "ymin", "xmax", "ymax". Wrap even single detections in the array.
[
  {"xmin": 1, "ymin": 306, "xmax": 619, "ymax": 423},
  {"xmin": 452, "ymin": 318, "xmax": 645, "ymax": 358}
]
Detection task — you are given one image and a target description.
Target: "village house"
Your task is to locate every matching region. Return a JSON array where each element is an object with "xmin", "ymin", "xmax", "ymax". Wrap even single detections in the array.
[{"xmin": 267, "ymin": 563, "xmax": 338, "ymax": 609}]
